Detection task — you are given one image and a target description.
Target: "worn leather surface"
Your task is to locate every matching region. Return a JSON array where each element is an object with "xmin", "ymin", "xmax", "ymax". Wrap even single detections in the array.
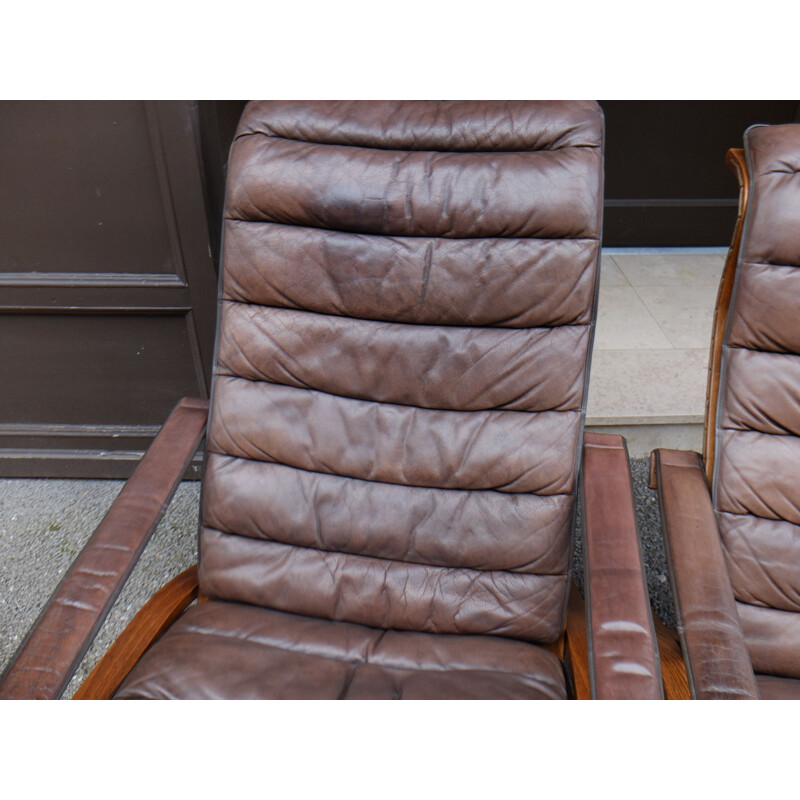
[
  {"xmin": 737, "ymin": 601, "xmax": 800, "ymax": 679},
  {"xmin": 714, "ymin": 124, "xmax": 800, "ymax": 678},
  {"xmin": 583, "ymin": 433, "xmax": 662, "ymax": 699},
  {"xmin": 655, "ymin": 448, "xmax": 758, "ymax": 699},
  {"xmin": 119, "ymin": 101, "xmax": 604, "ymax": 699},
  {"xmin": 116, "ymin": 600, "xmax": 567, "ymax": 700},
  {"xmin": 755, "ymin": 674, "xmax": 800, "ymax": 700},
  {"xmin": 0, "ymin": 398, "xmax": 209, "ymax": 700},
  {"xmin": 198, "ymin": 100, "xmax": 603, "ymax": 643}
]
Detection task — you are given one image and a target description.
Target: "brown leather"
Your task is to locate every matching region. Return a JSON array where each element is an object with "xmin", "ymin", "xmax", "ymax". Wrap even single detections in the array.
[
  {"xmin": 582, "ymin": 433, "xmax": 662, "ymax": 699},
  {"xmin": 653, "ymin": 448, "xmax": 758, "ymax": 699},
  {"xmin": 198, "ymin": 100, "xmax": 603, "ymax": 644},
  {"xmin": 712, "ymin": 123, "xmax": 800, "ymax": 680},
  {"xmin": 0, "ymin": 398, "xmax": 208, "ymax": 699},
  {"xmin": 115, "ymin": 601, "xmax": 568, "ymax": 700},
  {"xmin": 114, "ymin": 101, "xmax": 655, "ymax": 700},
  {"xmin": 755, "ymin": 674, "xmax": 800, "ymax": 700},
  {"xmin": 737, "ymin": 602, "xmax": 800, "ymax": 679}
]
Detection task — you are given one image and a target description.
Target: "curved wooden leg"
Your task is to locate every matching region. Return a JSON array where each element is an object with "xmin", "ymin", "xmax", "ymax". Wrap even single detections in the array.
[{"xmin": 73, "ymin": 565, "xmax": 199, "ymax": 700}]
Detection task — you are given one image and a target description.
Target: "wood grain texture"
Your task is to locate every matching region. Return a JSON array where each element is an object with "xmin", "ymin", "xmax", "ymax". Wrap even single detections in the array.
[
  {"xmin": 564, "ymin": 582, "xmax": 591, "ymax": 700},
  {"xmin": 654, "ymin": 617, "xmax": 692, "ymax": 700},
  {"xmin": 703, "ymin": 148, "xmax": 749, "ymax": 486},
  {"xmin": 74, "ymin": 566, "xmax": 199, "ymax": 700}
]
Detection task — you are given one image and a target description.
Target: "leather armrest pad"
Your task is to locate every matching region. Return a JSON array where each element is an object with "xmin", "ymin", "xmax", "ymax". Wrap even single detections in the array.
[
  {"xmin": 0, "ymin": 397, "xmax": 209, "ymax": 699},
  {"xmin": 653, "ymin": 448, "xmax": 758, "ymax": 699},
  {"xmin": 582, "ymin": 432, "xmax": 662, "ymax": 699}
]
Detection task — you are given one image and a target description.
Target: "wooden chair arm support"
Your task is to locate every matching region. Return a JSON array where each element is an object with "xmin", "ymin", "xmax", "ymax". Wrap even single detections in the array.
[
  {"xmin": 652, "ymin": 448, "xmax": 758, "ymax": 700},
  {"xmin": 0, "ymin": 397, "xmax": 209, "ymax": 700},
  {"xmin": 580, "ymin": 432, "xmax": 662, "ymax": 699},
  {"xmin": 73, "ymin": 565, "xmax": 200, "ymax": 699}
]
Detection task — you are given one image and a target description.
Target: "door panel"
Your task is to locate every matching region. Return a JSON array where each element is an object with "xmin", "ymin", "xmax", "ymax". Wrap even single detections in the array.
[{"xmin": 0, "ymin": 101, "xmax": 222, "ymax": 477}]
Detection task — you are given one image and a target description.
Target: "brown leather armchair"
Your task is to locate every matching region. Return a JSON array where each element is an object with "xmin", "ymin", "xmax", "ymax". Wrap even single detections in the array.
[
  {"xmin": 0, "ymin": 101, "xmax": 661, "ymax": 700},
  {"xmin": 652, "ymin": 123, "xmax": 800, "ymax": 699}
]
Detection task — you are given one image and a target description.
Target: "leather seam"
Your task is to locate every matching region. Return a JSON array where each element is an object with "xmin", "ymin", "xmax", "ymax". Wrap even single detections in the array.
[
  {"xmin": 202, "ymin": 524, "xmax": 570, "ymax": 579},
  {"xmin": 212, "ymin": 371, "xmax": 583, "ymax": 415},
  {"xmin": 220, "ymin": 215, "xmax": 601, "ymax": 243},
  {"xmin": 204, "ymin": 450, "xmax": 576, "ymax": 499}
]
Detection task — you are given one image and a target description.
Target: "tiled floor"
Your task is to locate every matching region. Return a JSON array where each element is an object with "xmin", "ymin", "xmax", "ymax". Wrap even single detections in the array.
[{"xmin": 587, "ymin": 248, "xmax": 727, "ymax": 455}]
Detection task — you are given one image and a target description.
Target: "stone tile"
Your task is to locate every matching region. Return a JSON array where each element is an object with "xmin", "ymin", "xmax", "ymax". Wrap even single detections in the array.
[
  {"xmin": 593, "ymin": 285, "xmax": 672, "ymax": 350},
  {"xmin": 635, "ymin": 283, "xmax": 719, "ymax": 349},
  {"xmin": 587, "ymin": 348, "xmax": 708, "ymax": 422},
  {"xmin": 585, "ymin": 422, "xmax": 703, "ymax": 459},
  {"xmin": 599, "ymin": 253, "xmax": 630, "ymax": 287},
  {"xmin": 612, "ymin": 252, "xmax": 725, "ymax": 288}
]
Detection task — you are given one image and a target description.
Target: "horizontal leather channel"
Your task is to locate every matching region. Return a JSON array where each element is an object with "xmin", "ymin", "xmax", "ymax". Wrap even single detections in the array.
[
  {"xmin": 115, "ymin": 601, "xmax": 568, "ymax": 700},
  {"xmin": 739, "ymin": 125, "xmax": 800, "ymax": 268},
  {"xmin": 236, "ymin": 100, "xmax": 602, "ymax": 152},
  {"xmin": 217, "ymin": 303, "xmax": 591, "ymax": 412},
  {"xmin": 726, "ymin": 264, "xmax": 800, "ymax": 353},
  {"xmin": 716, "ymin": 429, "xmax": 800, "ymax": 524},
  {"xmin": 208, "ymin": 377, "xmax": 580, "ymax": 494},
  {"xmin": 737, "ymin": 601, "xmax": 800, "ymax": 679},
  {"xmin": 195, "ymin": 101, "xmax": 604, "ymax": 651},
  {"xmin": 225, "ymin": 136, "xmax": 602, "ymax": 239},
  {"xmin": 198, "ymin": 528, "xmax": 568, "ymax": 643},
  {"xmin": 222, "ymin": 221, "xmax": 598, "ymax": 327},
  {"xmin": 720, "ymin": 348, "xmax": 800, "ymax": 435},
  {"xmin": 201, "ymin": 454, "xmax": 572, "ymax": 574},
  {"xmin": 719, "ymin": 511, "xmax": 800, "ymax": 612}
]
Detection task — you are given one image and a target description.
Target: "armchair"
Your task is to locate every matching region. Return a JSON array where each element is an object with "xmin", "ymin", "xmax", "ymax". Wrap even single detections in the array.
[
  {"xmin": 653, "ymin": 123, "xmax": 800, "ymax": 699},
  {"xmin": 1, "ymin": 101, "xmax": 660, "ymax": 700}
]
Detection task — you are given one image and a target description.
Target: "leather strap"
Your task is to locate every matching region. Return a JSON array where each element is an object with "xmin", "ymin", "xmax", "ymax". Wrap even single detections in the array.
[
  {"xmin": 653, "ymin": 448, "xmax": 759, "ymax": 699},
  {"xmin": 0, "ymin": 397, "xmax": 208, "ymax": 699},
  {"xmin": 583, "ymin": 432, "xmax": 662, "ymax": 699}
]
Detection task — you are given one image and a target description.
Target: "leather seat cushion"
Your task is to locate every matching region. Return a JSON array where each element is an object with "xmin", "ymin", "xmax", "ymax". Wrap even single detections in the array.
[
  {"xmin": 115, "ymin": 600, "xmax": 567, "ymax": 700},
  {"xmin": 756, "ymin": 673, "xmax": 800, "ymax": 700}
]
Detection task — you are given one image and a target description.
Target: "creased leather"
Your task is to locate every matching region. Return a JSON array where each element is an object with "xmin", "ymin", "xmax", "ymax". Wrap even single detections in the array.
[
  {"xmin": 235, "ymin": 100, "xmax": 602, "ymax": 152},
  {"xmin": 199, "ymin": 528, "xmax": 568, "ymax": 643},
  {"xmin": 223, "ymin": 222, "xmax": 598, "ymax": 328},
  {"xmin": 714, "ymin": 124, "xmax": 800, "ymax": 681},
  {"xmin": 208, "ymin": 377, "xmax": 581, "ymax": 494},
  {"xmin": 201, "ymin": 455, "xmax": 572, "ymax": 574},
  {"xmin": 120, "ymin": 101, "xmax": 605, "ymax": 698},
  {"xmin": 217, "ymin": 302, "xmax": 591, "ymax": 412},
  {"xmin": 737, "ymin": 601, "xmax": 800, "ymax": 679},
  {"xmin": 226, "ymin": 137, "xmax": 602, "ymax": 240},
  {"xmin": 116, "ymin": 601, "xmax": 568, "ymax": 700}
]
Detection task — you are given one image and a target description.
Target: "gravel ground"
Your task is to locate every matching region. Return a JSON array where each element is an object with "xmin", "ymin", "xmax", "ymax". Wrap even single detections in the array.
[
  {"xmin": 0, "ymin": 457, "xmax": 675, "ymax": 698},
  {"xmin": 0, "ymin": 479, "xmax": 200, "ymax": 699}
]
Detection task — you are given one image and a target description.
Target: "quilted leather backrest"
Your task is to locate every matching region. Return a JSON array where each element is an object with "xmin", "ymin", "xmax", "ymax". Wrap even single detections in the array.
[
  {"xmin": 199, "ymin": 101, "xmax": 604, "ymax": 644},
  {"xmin": 714, "ymin": 123, "xmax": 800, "ymax": 677}
]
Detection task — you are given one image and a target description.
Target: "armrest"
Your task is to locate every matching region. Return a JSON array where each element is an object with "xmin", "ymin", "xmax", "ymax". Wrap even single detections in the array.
[
  {"xmin": 652, "ymin": 448, "xmax": 758, "ymax": 700},
  {"xmin": 582, "ymin": 432, "xmax": 662, "ymax": 699},
  {"xmin": 0, "ymin": 397, "xmax": 209, "ymax": 699}
]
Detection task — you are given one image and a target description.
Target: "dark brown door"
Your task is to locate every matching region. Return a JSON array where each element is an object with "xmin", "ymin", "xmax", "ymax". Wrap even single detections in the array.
[
  {"xmin": 601, "ymin": 100, "xmax": 800, "ymax": 246},
  {"xmin": 0, "ymin": 101, "xmax": 224, "ymax": 477}
]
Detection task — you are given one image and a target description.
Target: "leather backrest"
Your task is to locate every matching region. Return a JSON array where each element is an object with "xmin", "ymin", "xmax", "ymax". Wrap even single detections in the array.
[
  {"xmin": 714, "ymin": 123, "xmax": 800, "ymax": 676},
  {"xmin": 198, "ymin": 101, "xmax": 603, "ymax": 644}
]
